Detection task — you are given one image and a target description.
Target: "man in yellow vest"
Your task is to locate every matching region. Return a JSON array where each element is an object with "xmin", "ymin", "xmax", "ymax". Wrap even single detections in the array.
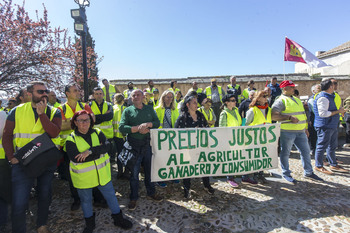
[
  {"xmin": 226, "ymin": 76, "xmax": 242, "ymax": 104},
  {"xmin": 89, "ymin": 87, "xmax": 115, "ymax": 162},
  {"xmin": 3, "ymin": 81, "xmax": 62, "ymax": 233},
  {"xmin": 58, "ymin": 83, "xmax": 95, "ymax": 211},
  {"xmin": 205, "ymin": 78, "xmax": 225, "ymax": 127},
  {"xmin": 271, "ymin": 80, "xmax": 323, "ymax": 184},
  {"xmin": 145, "ymin": 80, "xmax": 156, "ymax": 101},
  {"xmin": 48, "ymin": 91, "xmax": 61, "ymax": 108},
  {"xmin": 187, "ymin": 81, "xmax": 203, "ymax": 94},
  {"xmin": 102, "ymin": 79, "xmax": 118, "ymax": 103}
]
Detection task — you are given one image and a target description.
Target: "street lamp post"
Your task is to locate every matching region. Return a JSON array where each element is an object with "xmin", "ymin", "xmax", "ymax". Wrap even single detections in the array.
[{"xmin": 71, "ymin": 0, "xmax": 90, "ymax": 102}]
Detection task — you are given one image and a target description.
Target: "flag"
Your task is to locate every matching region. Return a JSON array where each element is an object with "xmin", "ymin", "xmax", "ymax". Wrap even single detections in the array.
[{"xmin": 284, "ymin": 37, "xmax": 330, "ymax": 68}]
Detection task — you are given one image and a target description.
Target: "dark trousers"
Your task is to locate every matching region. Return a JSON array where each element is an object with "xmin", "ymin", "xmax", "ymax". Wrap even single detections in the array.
[
  {"xmin": 11, "ymin": 164, "xmax": 56, "ymax": 232},
  {"xmin": 211, "ymin": 102, "xmax": 222, "ymax": 127},
  {"xmin": 114, "ymin": 137, "xmax": 125, "ymax": 174},
  {"xmin": 183, "ymin": 177, "xmax": 210, "ymax": 192},
  {"xmin": 308, "ymin": 123, "xmax": 317, "ymax": 153}
]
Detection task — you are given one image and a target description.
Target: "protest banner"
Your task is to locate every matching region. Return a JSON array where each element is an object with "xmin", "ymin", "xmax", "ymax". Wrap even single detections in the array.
[{"xmin": 150, "ymin": 124, "xmax": 280, "ymax": 182}]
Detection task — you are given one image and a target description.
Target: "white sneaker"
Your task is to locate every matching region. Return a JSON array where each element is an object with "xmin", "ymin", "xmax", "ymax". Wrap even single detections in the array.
[{"xmin": 343, "ymin": 143, "xmax": 350, "ymax": 148}]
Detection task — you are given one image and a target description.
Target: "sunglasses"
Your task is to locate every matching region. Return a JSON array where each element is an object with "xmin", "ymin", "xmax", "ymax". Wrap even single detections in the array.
[
  {"xmin": 76, "ymin": 119, "xmax": 90, "ymax": 123},
  {"xmin": 332, "ymin": 82, "xmax": 338, "ymax": 85},
  {"xmin": 262, "ymin": 95, "xmax": 268, "ymax": 98},
  {"xmin": 228, "ymin": 99, "xmax": 236, "ymax": 102},
  {"xmin": 36, "ymin": 89, "xmax": 50, "ymax": 94}
]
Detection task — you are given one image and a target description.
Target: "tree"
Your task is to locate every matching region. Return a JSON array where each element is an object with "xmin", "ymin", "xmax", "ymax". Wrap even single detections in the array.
[{"xmin": 0, "ymin": 0, "xmax": 75, "ymax": 95}]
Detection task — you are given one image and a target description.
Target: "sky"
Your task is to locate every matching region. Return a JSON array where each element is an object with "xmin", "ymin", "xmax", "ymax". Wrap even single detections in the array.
[{"xmin": 10, "ymin": 0, "xmax": 350, "ymax": 82}]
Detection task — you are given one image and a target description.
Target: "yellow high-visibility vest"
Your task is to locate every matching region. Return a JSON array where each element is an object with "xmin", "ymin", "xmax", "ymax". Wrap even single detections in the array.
[
  {"xmin": 90, "ymin": 101, "xmax": 114, "ymax": 139},
  {"xmin": 198, "ymin": 108, "xmax": 214, "ymax": 127},
  {"xmin": 112, "ymin": 104, "xmax": 124, "ymax": 138},
  {"xmin": 250, "ymin": 106, "xmax": 272, "ymax": 126},
  {"xmin": 102, "ymin": 84, "xmax": 116, "ymax": 102},
  {"xmin": 0, "ymin": 138, "xmax": 5, "ymax": 159},
  {"xmin": 205, "ymin": 86, "xmax": 223, "ymax": 102},
  {"xmin": 67, "ymin": 129, "xmax": 111, "ymax": 189},
  {"xmin": 13, "ymin": 102, "xmax": 60, "ymax": 150},
  {"xmin": 60, "ymin": 102, "xmax": 85, "ymax": 147},
  {"xmin": 223, "ymin": 108, "xmax": 242, "ymax": 127},
  {"xmin": 279, "ymin": 96, "xmax": 307, "ymax": 132},
  {"xmin": 155, "ymin": 106, "xmax": 179, "ymax": 128}
]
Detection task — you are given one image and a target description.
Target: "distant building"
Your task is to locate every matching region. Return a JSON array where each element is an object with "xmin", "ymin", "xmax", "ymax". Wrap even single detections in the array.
[{"xmin": 295, "ymin": 40, "xmax": 350, "ymax": 75}]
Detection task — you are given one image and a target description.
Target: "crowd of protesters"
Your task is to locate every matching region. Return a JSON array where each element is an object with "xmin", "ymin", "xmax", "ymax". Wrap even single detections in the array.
[{"xmin": 0, "ymin": 76, "xmax": 349, "ymax": 233}]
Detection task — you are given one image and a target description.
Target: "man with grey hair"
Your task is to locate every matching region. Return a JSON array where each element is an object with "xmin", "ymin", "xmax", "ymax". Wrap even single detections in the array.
[{"xmin": 119, "ymin": 89, "xmax": 162, "ymax": 211}]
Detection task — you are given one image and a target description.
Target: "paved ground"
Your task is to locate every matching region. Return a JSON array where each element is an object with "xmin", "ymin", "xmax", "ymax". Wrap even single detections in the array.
[{"xmin": 5, "ymin": 142, "xmax": 350, "ymax": 233}]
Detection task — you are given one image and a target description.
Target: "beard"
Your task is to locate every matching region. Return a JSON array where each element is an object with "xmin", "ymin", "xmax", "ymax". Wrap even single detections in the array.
[{"xmin": 32, "ymin": 95, "xmax": 48, "ymax": 104}]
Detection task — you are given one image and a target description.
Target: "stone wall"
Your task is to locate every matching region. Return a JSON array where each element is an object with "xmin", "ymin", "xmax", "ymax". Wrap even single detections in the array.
[{"xmin": 111, "ymin": 73, "xmax": 350, "ymax": 101}]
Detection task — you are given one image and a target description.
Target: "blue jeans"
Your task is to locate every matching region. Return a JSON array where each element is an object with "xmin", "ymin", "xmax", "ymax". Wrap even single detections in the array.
[
  {"xmin": 77, "ymin": 181, "xmax": 120, "ymax": 218},
  {"xmin": 280, "ymin": 131, "xmax": 313, "ymax": 177},
  {"xmin": 130, "ymin": 146, "xmax": 155, "ymax": 200},
  {"xmin": 315, "ymin": 127, "xmax": 338, "ymax": 167},
  {"xmin": 11, "ymin": 164, "xmax": 56, "ymax": 233}
]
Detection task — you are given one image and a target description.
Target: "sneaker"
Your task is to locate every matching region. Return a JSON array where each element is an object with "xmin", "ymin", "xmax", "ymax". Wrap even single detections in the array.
[
  {"xmin": 171, "ymin": 180, "xmax": 180, "ymax": 184},
  {"xmin": 184, "ymin": 189, "xmax": 191, "ymax": 199},
  {"xmin": 342, "ymin": 143, "xmax": 350, "ymax": 148},
  {"xmin": 204, "ymin": 186, "xmax": 215, "ymax": 195},
  {"xmin": 70, "ymin": 200, "xmax": 80, "ymax": 211},
  {"xmin": 315, "ymin": 166, "xmax": 333, "ymax": 175},
  {"xmin": 128, "ymin": 200, "xmax": 137, "ymax": 211},
  {"xmin": 241, "ymin": 177, "xmax": 258, "ymax": 185},
  {"xmin": 330, "ymin": 165, "xmax": 349, "ymax": 173},
  {"xmin": 304, "ymin": 173, "xmax": 324, "ymax": 182},
  {"xmin": 147, "ymin": 194, "xmax": 163, "ymax": 202},
  {"xmin": 323, "ymin": 161, "xmax": 330, "ymax": 166},
  {"xmin": 283, "ymin": 175, "xmax": 297, "ymax": 184},
  {"xmin": 156, "ymin": 182, "xmax": 167, "ymax": 188},
  {"xmin": 227, "ymin": 179, "xmax": 239, "ymax": 188}
]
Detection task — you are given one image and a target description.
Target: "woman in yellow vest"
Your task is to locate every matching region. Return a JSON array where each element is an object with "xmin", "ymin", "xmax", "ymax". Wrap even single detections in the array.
[
  {"xmin": 198, "ymin": 98, "xmax": 216, "ymax": 127},
  {"xmin": 112, "ymin": 94, "xmax": 128, "ymax": 179},
  {"xmin": 155, "ymin": 90, "xmax": 180, "ymax": 187},
  {"xmin": 219, "ymin": 94, "xmax": 246, "ymax": 187},
  {"xmin": 245, "ymin": 90, "xmax": 271, "ymax": 184},
  {"xmin": 66, "ymin": 110, "xmax": 132, "ymax": 232}
]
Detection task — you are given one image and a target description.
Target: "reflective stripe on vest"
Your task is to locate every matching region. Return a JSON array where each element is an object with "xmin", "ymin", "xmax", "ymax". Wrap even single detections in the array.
[
  {"xmin": 250, "ymin": 106, "xmax": 272, "ymax": 126},
  {"xmin": 224, "ymin": 108, "xmax": 242, "ymax": 127},
  {"xmin": 205, "ymin": 86, "xmax": 223, "ymax": 102},
  {"xmin": 67, "ymin": 129, "xmax": 111, "ymax": 189},
  {"xmin": 90, "ymin": 101, "xmax": 114, "ymax": 139},
  {"xmin": 279, "ymin": 96, "xmax": 307, "ymax": 132},
  {"xmin": 13, "ymin": 102, "xmax": 60, "ymax": 149},
  {"xmin": 198, "ymin": 108, "xmax": 214, "ymax": 127}
]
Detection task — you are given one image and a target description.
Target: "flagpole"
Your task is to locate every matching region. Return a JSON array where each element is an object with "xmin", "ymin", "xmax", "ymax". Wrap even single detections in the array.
[{"xmin": 283, "ymin": 61, "xmax": 286, "ymax": 80}]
